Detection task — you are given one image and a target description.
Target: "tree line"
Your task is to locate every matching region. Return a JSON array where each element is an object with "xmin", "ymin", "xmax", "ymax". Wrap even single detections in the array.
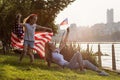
[{"xmin": 0, "ymin": 0, "xmax": 75, "ymax": 53}]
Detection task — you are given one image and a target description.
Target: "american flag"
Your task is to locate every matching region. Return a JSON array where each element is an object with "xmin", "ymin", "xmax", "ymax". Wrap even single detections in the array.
[
  {"xmin": 60, "ymin": 18, "xmax": 68, "ymax": 26},
  {"xmin": 11, "ymin": 32, "xmax": 53, "ymax": 58}
]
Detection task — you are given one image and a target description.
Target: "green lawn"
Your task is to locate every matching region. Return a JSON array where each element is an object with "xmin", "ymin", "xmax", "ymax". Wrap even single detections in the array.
[{"xmin": 0, "ymin": 53, "xmax": 119, "ymax": 80}]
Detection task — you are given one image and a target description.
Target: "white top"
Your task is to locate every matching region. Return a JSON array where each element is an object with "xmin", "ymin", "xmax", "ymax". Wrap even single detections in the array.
[
  {"xmin": 24, "ymin": 23, "xmax": 36, "ymax": 41},
  {"xmin": 52, "ymin": 48, "xmax": 68, "ymax": 66}
]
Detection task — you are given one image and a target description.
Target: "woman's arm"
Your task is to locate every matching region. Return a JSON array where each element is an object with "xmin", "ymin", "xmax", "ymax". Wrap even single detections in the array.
[
  {"xmin": 59, "ymin": 28, "xmax": 70, "ymax": 51},
  {"xmin": 36, "ymin": 25, "xmax": 52, "ymax": 32}
]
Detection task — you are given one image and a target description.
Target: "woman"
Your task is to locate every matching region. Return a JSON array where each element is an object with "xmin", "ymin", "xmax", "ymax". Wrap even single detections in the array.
[
  {"xmin": 19, "ymin": 14, "xmax": 52, "ymax": 63},
  {"xmin": 45, "ymin": 28, "xmax": 109, "ymax": 76}
]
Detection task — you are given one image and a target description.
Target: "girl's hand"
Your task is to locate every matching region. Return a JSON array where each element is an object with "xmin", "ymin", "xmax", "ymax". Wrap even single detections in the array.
[{"xmin": 46, "ymin": 28, "xmax": 52, "ymax": 32}]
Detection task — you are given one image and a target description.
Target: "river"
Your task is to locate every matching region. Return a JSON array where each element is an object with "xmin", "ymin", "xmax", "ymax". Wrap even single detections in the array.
[{"xmin": 80, "ymin": 43, "xmax": 120, "ymax": 70}]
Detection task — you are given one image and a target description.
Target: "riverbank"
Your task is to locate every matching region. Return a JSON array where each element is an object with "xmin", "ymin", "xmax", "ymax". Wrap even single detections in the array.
[{"xmin": 0, "ymin": 53, "xmax": 120, "ymax": 80}]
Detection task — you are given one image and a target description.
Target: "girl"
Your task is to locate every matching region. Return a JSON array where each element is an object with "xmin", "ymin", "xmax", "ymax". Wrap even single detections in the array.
[
  {"xmin": 19, "ymin": 14, "xmax": 52, "ymax": 63},
  {"xmin": 45, "ymin": 28, "xmax": 109, "ymax": 76}
]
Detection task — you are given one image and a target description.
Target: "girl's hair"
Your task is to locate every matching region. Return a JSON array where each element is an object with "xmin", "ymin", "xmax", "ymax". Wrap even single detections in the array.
[{"xmin": 23, "ymin": 14, "xmax": 37, "ymax": 24}]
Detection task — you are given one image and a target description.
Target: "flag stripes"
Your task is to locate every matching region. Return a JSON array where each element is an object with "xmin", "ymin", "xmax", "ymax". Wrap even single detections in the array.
[{"xmin": 11, "ymin": 32, "xmax": 53, "ymax": 58}]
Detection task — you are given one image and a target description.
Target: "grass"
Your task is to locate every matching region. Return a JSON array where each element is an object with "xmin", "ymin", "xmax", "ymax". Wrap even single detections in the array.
[{"xmin": 0, "ymin": 53, "xmax": 120, "ymax": 80}]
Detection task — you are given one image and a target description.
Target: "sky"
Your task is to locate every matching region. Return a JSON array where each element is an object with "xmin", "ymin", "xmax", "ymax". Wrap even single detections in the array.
[{"xmin": 55, "ymin": 0, "xmax": 120, "ymax": 27}]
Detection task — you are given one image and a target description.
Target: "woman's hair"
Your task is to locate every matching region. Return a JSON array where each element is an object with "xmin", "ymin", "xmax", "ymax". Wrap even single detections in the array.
[
  {"xmin": 45, "ymin": 42, "xmax": 53, "ymax": 67},
  {"xmin": 23, "ymin": 14, "xmax": 37, "ymax": 24}
]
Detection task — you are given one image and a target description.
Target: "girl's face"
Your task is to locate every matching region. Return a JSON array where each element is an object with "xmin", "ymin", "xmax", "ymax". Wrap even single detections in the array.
[{"xmin": 30, "ymin": 16, "xmax": 37, "ymax": 24}]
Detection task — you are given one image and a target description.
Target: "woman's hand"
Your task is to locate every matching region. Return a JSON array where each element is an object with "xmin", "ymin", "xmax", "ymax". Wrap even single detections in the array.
[
  {"xmin": 59, "ymin": 27, "xmax": 70, "ymax": 51},
  {"xmin": 67, "ymin": 27, "xmax": 70, "ymax": 33}
]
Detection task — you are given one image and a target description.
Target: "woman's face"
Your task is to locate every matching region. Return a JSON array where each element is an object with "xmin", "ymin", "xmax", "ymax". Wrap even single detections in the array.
[{"xmin": 48, "ymin": 42, "xmax": 56, "ymax": 51}]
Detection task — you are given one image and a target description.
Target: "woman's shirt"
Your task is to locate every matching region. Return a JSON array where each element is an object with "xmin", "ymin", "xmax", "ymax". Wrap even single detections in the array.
[
  {"xmin": 24, "ymin": 23, "xmax": 36, "ymax": 41},
  {"xmin": 52, "ymin": 48, "xmax": 68, "ymax": 66}
]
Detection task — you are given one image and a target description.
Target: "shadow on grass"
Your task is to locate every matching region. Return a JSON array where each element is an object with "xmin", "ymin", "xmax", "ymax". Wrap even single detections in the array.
[
  {"xmin": 0, "ymin": 54, "xmax": 64, "ymax": 72},
  {"xmin": 1, "ymin": 54, "xmax": 112, "ymax": 76}
]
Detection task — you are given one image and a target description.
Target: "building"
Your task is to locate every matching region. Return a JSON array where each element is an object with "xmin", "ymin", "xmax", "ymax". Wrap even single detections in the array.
[{"xmin": 53, "ymin": 9, "xmax": 120, "ymax": 42}]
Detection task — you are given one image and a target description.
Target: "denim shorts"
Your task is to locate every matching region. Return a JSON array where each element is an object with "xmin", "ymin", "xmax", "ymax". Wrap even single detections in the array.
[{"xmin": 23, "ymin": 40, "xmax": 34, "ymax": 48}]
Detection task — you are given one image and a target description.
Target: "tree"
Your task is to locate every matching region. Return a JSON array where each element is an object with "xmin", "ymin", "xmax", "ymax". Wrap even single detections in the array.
[{"xmin": 0, "ymin": 0, "xmax": 76, "ymax": 52}]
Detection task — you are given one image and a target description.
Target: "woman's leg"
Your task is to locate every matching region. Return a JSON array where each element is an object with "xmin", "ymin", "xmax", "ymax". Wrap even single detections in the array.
[
  {"xmin": 68, "ymin": 52, "xmax": 84, "ymax": 70},
  {"xmin": 83, "ymin": 60, "xmax": 109, "ymax": 76},
  {"xmin": 83, "ymin": 60, "xmax": 101, "ymax": 72}
]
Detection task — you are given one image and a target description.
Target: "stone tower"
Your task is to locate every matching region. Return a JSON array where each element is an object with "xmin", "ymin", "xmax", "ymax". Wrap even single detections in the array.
[{"xmin": 107, "ymin": 9, "xmax": 114, "ymax": 24}]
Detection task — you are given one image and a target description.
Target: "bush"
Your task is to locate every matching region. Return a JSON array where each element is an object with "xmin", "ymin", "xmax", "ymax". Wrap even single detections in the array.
[
  {"xmin": 81, "ymin": 50, "xmax": 98, "ymax": 66},
  {"xmin": 61, "ymin": 43, "xmax": 98, "ymax": 66}
]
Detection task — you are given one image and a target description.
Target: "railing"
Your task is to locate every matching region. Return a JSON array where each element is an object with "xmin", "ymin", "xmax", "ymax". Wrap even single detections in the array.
[
  {"xmin": 58, "ymin": 42, "xmax": 120, "ymax": 71},
  {"xmin": 76, "ymin": 42, "xmax": 118, "ymax": 70}
]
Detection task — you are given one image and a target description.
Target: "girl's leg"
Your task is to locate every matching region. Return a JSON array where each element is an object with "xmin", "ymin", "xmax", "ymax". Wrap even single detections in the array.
[
  {"xmin": 19, "ymin": 45, "xmax": 27, "ymax": 62},
  {"xmin": 28, "ymin": 47, "xmax": 34, "ymax": 63}
]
